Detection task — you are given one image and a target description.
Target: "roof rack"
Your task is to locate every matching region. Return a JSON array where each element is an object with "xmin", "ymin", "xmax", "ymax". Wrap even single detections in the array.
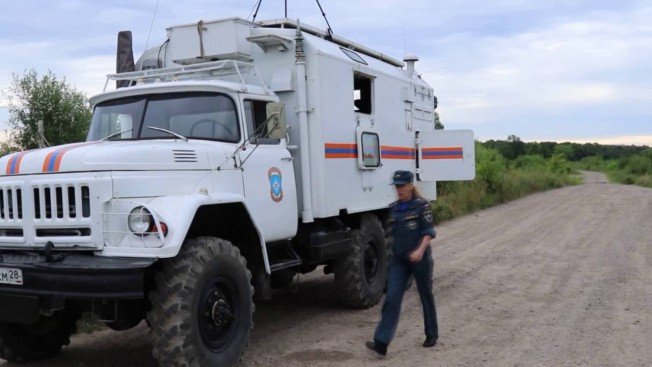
[
  {"xmin": 258, "ymin": 18, "xmax": 405, "ymax": 68},
  {"xmin": 104, "ymin": 60, "xmax": 270, "ymax": 94}
]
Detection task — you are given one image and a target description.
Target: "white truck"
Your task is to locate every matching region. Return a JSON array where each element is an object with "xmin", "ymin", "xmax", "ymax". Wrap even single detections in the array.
[{"xmin": 0, "ymin": 17, "xmax": 474, "ymax": 366}]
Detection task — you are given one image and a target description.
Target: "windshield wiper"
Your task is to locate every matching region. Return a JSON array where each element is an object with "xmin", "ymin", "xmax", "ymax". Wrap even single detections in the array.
[
  {"xmin": 100, "ymin": 129, "xmax": 133, "ymax": 141},
  {"xmin": 147, "ymin": 126, "xmax": 188, "ymax": 141}
]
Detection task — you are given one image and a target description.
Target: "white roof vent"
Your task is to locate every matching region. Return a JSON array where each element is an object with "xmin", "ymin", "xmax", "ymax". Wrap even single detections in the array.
[{"xmin": 404, "ymin": 54, "xmax": 419, "ymax": 76}]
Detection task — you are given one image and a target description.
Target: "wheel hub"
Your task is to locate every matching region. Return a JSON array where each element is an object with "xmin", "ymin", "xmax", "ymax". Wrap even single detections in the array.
[
  {"xmin": 363, "ymin": 240, "xmax": 380, "ymax": 285},
  {"xmin": 211, "ymin": 297, "xmax": 234, "ymax": 327},
  {"xmin": 199, "ymin": 282, "xmax": 237, "ymax": 352}
]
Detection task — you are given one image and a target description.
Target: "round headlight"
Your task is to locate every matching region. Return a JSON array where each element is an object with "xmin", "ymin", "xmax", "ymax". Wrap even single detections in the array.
[{"xmin": 128, "ymin": 206, "xmax": 153, "ymax": 235}]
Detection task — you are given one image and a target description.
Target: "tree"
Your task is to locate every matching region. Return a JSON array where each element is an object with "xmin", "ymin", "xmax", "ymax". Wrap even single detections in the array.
[
  {"xmin": 434, "ymin": 111, "xmax": 444, "ymax": 129},
  {"xmin": 5, "ymin": 69, "xmax": 91, "ymax": 151}
]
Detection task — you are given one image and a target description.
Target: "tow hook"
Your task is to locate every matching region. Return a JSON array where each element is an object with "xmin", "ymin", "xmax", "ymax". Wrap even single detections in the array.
[{"xmin": 43, "ymin": 241, "xmax": 65, "ymax": 263}]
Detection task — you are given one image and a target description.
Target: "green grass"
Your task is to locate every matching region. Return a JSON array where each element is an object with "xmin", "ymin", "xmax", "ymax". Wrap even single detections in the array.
[{"xmin": 433, "ymin": 144, "xmax": 581, "ymax": 222}]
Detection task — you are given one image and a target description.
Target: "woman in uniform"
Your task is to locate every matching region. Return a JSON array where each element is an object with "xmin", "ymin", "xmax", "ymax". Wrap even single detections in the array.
[{"xmin": 366, "ymin": 170, "xmax": 439, "ymax": 357}]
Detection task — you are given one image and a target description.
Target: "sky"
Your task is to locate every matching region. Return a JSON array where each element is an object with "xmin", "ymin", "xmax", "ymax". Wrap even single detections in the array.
[{"xmin": 0, "ymin": 0, "xmax": 650, "ymax": 145}]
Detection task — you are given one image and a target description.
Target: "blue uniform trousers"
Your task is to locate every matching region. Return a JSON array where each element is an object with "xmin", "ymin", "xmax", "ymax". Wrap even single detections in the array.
[{"xmin": 374, "ymin": 249, "xmax": 438, "ymax": 346}]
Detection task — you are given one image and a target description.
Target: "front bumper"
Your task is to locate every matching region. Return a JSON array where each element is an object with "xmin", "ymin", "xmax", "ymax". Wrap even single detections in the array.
[{"xmin": 0, "ymin": 252, "xmax": 156, "ymax": 300}]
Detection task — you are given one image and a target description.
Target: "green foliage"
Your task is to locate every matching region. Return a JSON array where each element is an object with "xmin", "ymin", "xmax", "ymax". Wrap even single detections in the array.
[
  {"xmin": 475, "ymin": 143, "xmax": 506, "ymax": 191},
  {"xmin": 483, "ymin": 135, "xmax": 525, "ymax": 160},
  {"xmin": 434, "ymin": 111, "xmax": 444, "ymax": 130},
  {"xmin": 553, "ymin": 144, "xmax": 573, "ymax": 160},
  {"xmin": 484, "ymin": 139, "xmax": 647, "ymax": 162},
  {"xmin": 433, "ymin": 141, "xmax": 580, "ymax": 222},
  {"xmin": 512, "ymin": 154, "xmax": 546, "ymax": 170},
  {"xmin": 6, "ymin": 69, "xmax": 91, "ymax": 151},
  {"xmin": 575, "ymin": 156, "xmax": 607, "ymax": 171},
  {"xmin": 598, "ymin": 153, "xmax": 652, "ymax": 188},
  {"xmin": 547, "ymin": 153, "xmax": 572, "ymax": 174}
]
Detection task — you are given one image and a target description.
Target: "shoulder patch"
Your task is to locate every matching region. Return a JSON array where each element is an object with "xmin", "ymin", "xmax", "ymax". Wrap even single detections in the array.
[{"xmin": 423, "ymin": 210, "xmax": 434, "ymax": 224}]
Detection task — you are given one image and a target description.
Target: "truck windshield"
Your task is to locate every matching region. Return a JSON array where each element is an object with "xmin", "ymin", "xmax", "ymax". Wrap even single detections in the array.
[{"xmin": 87, "ymin": 92, "xmax": 240, "ymax": 143}]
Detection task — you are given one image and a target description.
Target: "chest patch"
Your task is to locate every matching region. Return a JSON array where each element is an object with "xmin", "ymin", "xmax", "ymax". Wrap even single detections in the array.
[{"xmin": 407, "ymin": 221, "xmax": 418, "ymax": 230}]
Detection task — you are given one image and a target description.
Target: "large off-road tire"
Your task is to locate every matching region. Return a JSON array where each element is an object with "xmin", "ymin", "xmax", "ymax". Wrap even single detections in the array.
[
  {"xmin": 335, "ymin": 214, "xmax": 390, "ymax": 308},
  {"xmin": 147, "ymin": 237, "xmax": 254, "ymax": 367},
  {"xmin": 0, "ymin": 308, "xmax": 80, "ymax": 363}
]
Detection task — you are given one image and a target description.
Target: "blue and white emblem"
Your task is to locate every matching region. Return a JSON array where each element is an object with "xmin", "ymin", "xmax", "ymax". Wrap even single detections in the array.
[{"xmin": 268, "ymin": 167, "xmax": 283, "ymax": 202}]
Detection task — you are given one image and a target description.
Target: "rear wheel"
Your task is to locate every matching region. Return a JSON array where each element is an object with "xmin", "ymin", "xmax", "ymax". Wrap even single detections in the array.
[
  {"xmin": 335, "ymin": 214, "xmax": 389, "ymax": 308},
  {"xmin": 148, "ymin": 237, "xmax": 254, "ymax": 366},
  {"xmin": 0, "ymin": 308, "xmax": 80, "ymax": 363}
]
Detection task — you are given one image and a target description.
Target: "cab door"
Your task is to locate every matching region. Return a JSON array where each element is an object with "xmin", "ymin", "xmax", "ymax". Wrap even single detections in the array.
[
  {"xmin": 417, "ymin": 129, "xmax": 475, "ymax": 181},
  {"xmin": 238, "ymin": 99, "xmax": 298, "ymax": 242}
]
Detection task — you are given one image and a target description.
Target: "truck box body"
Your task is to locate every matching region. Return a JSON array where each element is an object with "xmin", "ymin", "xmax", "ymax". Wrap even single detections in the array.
[{"xmin": 158, "ymin": 17, "xmax": 475, "ymax": 220}]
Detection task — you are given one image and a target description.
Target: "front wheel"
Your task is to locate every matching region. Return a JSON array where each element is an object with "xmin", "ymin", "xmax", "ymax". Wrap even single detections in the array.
[
  {"xmin": 334, "ymin": 214, "xmax": 389, "ymax": 308},
  {"xmin": 148, "ymin": 237, "xmax": 254, "ymax": 366}
]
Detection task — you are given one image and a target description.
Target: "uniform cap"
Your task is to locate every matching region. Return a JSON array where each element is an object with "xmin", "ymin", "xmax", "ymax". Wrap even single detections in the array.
[{"xmin": 392, "ymin": 170, "xmax": 414, "ymax": 185}]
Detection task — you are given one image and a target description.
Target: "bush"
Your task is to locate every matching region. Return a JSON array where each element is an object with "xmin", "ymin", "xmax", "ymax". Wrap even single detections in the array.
[
  {"xmin": 624, "ymin": 156, "xmax": 651, "ymax": 176},
  {"xmin": 432, "ymin": 144, "xmax": 579, "ymax": 223},
  {"xmin": 512, "ymin": 154, "xmax": 547, "ymax": 170},
  {"xmin": 576, "ymin": 156, "xmax": 606, "ymax": 171},
  {"xmin": 635, "ymin": 175, "xmax": 652, "ymax": 188},
  {"xmin": 547, "ymin": 153, "xmax": 573, "ymax": 174},
  {"xmin": 475, "ymin": 144, "xmax": 506, "ymax": 192}
]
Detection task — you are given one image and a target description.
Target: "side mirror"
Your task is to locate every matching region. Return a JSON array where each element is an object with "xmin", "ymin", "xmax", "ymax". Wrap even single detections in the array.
[{"xmin": 266, "ymin": 102, "xmax": 287, "ymax": 139}]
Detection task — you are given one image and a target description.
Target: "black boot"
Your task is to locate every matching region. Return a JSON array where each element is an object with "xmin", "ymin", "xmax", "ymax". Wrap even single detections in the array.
[
  {"xmin": 423, "ymin": 336, "xmax": 437, "ymax": 348},
  {"xmin": 365, "ymin": 340, "xmax": 387, "ymax": 357}
]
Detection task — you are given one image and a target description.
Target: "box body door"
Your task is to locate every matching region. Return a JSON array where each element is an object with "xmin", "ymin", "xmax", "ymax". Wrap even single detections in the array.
[{"xmin": 417, "ymin": 129, "xmax": 475, "ymax": 181}]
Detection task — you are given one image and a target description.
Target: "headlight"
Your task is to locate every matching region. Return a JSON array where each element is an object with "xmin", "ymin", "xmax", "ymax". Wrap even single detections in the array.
[{"xmin": 128, "ymin": 206, "xmax": 153, "ymax": 236}]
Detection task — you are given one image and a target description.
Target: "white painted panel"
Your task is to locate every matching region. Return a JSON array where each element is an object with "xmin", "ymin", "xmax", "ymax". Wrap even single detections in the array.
[{"xmin": 418, "ymin": 130, "xmax": 476, "ymax": 181}]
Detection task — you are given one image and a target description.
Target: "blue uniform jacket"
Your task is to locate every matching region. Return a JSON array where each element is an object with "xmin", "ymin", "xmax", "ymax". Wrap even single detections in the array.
[{"xmin": 390, "ymin": 197, "xmax": 437, "ymax": 259}]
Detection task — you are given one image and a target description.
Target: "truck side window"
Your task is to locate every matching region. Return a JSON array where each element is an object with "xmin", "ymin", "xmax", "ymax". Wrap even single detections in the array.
[
  {"xmin": 244, "ymin": 100, "xmax": 278, "ymax": 144},
  {"xmin": 354, "ymin": 73, "xmax": 373, "ymax": 114},
  {"xmin": 361, "ymin": 132, "xmax": 380, "ymax": 167}
]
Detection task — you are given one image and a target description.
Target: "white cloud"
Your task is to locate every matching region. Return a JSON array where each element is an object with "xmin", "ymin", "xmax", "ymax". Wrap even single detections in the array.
[
  {"xmin": 0, "ymin": 1, "xmax": 649, "ymax": 143},
  {"xmin": 420, "ymin": 5, "xmax": 652, "ymax": 131}
]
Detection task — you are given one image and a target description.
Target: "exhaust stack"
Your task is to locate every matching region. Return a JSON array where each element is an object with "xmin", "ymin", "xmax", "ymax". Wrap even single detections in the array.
[{"xmin": 116, "ymin": 31, "xmax": 136, "ymax": 88}]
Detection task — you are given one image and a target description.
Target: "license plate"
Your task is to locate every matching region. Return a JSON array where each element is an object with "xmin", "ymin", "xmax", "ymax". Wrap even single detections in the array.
[{"xmin": 0, "ymin": 267, "xmax": 23, "ymax": 285}]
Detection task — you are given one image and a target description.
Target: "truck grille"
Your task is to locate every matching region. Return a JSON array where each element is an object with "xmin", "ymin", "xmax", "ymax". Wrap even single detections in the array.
[
  {"xmin": 0, "ymin": 187, "xmax": 23, "ymax": 220},
  {"xmin": 0, "ymin": 175, "xmax": 109, "ymax": 249},
  {"xmin": 32, "ymin": 185, "xmax": 91, "ymax": 219}
]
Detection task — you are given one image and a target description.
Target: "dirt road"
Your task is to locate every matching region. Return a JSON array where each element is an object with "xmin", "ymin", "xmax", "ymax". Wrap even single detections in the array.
[{"xmin": 3, "ymin": 171, "xmax": 650, "ymax": 366}]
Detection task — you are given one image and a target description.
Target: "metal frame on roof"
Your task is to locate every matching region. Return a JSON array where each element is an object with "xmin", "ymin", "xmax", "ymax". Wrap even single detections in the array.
[
  {"xmin": 104, "ymin": 60, "xmax": 270, "ymax": 94},
  {"xmin": 258, "ymin": 18, "xmax": 405, "ymax": 68}
]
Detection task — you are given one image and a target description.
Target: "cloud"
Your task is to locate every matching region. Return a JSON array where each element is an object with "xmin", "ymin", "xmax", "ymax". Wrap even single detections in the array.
[
  {"xmin": 0, "ymin": 1, "xmax": 649, "ymax": 146},
  {"xmin": 419, "ymin": 5, "xmax": 652, "ymax": 143}
]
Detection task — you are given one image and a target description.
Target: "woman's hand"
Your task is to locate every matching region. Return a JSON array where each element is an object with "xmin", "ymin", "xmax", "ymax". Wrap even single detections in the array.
[
  {"xmin": 409, "ymin": 235, "xmax": 433, "ymax": 263},
  {"xmin": 408, "ymin": 248, "xmax": 424, "ymax": 263}
]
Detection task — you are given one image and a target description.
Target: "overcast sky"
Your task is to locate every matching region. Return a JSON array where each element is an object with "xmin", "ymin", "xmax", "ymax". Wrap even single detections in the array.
[{"xmin": 0, "ymin": 0, "xmax": 650, "ymax": 145}]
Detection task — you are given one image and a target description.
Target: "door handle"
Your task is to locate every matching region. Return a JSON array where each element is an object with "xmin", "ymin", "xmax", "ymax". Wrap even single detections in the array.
[{"xmin": 281, "ymin": 157, "xmax": 294, "ymax": 161}]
